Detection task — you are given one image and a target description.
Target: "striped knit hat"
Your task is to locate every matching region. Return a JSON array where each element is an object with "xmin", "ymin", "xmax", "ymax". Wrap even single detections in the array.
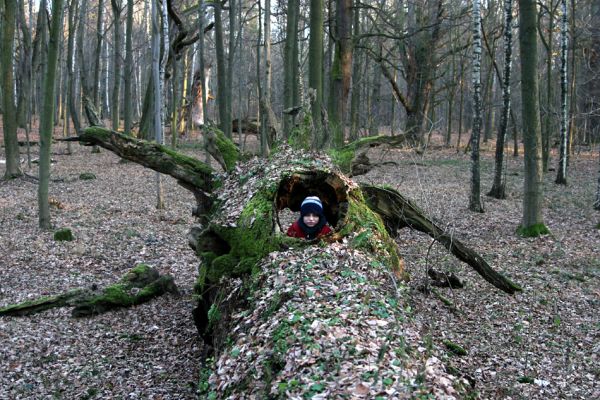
[{"xmin": 300, "ymin": 196, "xmax": 324, "ymax": 217}]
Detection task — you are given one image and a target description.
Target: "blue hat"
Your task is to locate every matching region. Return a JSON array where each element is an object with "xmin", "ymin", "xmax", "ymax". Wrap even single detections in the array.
[{"xmin": 300, "ymin": 196, "xmax": 324, "ymax": 217}]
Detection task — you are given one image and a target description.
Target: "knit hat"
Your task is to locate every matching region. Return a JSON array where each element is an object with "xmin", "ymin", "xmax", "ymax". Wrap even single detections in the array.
[{"xmin": 300, "ymin": 196, "xmax": 324, "ymax": 217}]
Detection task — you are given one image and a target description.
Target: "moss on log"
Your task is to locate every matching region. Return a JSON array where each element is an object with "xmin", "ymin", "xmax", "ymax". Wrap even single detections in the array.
[
  {"xmin": 361, "ymin": 185, "xmax": 522, "ymax": 294},
  {"xmin": 329, "ymin": 134, "xmax": 407, "ymax": 174},
  {"xmin": 0, "ymin": 264, "xmax": 178, "ymax": 317},
  {"xmin": 78, "ymin": 126, "xmax": 214, "ymax": 192}
]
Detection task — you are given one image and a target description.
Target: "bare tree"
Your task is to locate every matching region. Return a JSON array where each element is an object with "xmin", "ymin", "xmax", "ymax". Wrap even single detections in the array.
[
  {"xmin": 1, "ymin": 0, "xmax": 23, "ymax": 179},
  {"xmin": 38, "ymin": 0, "xmax": 65, "ymax": 228},
  {"xmin": 517, "ymin": 0, "xmax": 548, "ymax": 236},
  {"xmin": 488, "ymin": 0, "xmax": 514, "ymax": 199},
  {"xmin": 555, "ymin": 0, "xmax": 568, "ymax": 185},
  {"xmin": 469, "ymin": 0, "xmax": 484, "ymax": 212}
]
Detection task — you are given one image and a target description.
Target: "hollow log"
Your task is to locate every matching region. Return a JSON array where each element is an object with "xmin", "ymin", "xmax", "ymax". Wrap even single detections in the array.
[
  {"xmin": 62, "ymin": 129, "xmax": 518, "ymax": 397},
  {"xmin": 0, "ymin": 265, "xmax": 178, "ymax": 317}
]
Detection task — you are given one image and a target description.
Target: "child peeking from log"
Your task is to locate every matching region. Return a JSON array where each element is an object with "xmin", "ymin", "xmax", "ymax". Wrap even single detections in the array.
[{"xmin": 287, "ymin": 196, "xmax": 332, "ymax": 240}]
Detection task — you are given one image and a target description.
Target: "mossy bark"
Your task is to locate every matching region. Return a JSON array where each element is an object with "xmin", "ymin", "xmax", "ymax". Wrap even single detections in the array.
[
  {"xmin": 329, "ymin": 134, "xmax": 406, "ymax": 174},
  {"xmin": 0, "ymin": 264, "xmax": 178, "ymax": 317}
]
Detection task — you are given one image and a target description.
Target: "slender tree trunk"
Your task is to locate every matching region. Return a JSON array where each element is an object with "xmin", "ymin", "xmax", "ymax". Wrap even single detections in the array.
[
  {"xmin": 469, "ymin": 0, "xmax": 484, "ymax": 212},
  {"xmin": 213, "ymin": 1, "xmax": 230, "ymax": 138},
  {"xmin": 66, "ymin": 0, "xmax": 81, "ymax": 135},
  {"xmin": 283, "ymin": 0, "xmax": 300, "ymax": 137},
  {"xmin": 38, "ymin": 0, "xmax": 64, "ymax": 228},
  {"xmin": 1, "ymin": 0, "xmax": 23, "ymax": 178},
  {"xmin": 555, "ymin": 0, "xmax": 568, "ymax": 184},
  {"xmin": 111, "ymin": 0, "xmax": 122, "ymax": 131},
  {"xmin": 330, "ymin": 0, "xmax": 352, "ymax": 148},
  {"xmin": 123, "ymin": 0, "xmax": 134, "ymax": 135},
  {"xmin": 518, "ymin": 0, "xmax": 547, "ymax": 234},
  {"xmin": 152, "ymin": 0, "xmax": 165, "ymax": 209},
  {"xmin": 262, "ymin": 0, "xmax": 273, "ymax": 146},
  {"xmin": 76, "ymin": 0, "xmax": 90, "ymax": 96},
  {"xmin": 488, "ymin": 0, "xmax": 514, "ymax": 199},
  {"xmin": 16, "ymin": 0, "xmax": 32, "ymax": 129},
  {"xmin": 309, "ymin": 0, "xmax": 324, "ymax": 148},
  {"xmin": 349, "ymin": 0, "xmax": 360, "ymax": 141},
  {"xmin": 93, "ymin": 0, "xmax": 104, "ymax": 108},
  {"xmin": 17, "ymin": 0, "xmax": 33, "ymax": 168},
  {"xmin": 457, "ymin": 57, "xmax": 465, "ymax": 151},
  {"xmin": 228, "ymin": 0, "xmax": 236, "ymax": 136}
]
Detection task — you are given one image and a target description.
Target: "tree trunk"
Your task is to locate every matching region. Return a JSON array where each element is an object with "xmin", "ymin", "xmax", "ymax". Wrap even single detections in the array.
[
  {"xmin": 349, "ymin": 0, "xmax": 361, "ymax": 141},
  {"xmin": 488, "ymin": 0, "xmax": 514, "ymax": 199},
  {"xmin": 1, "ymin": 0, "xmax": 23, "ymax": 179},
  {"xmin": 38, "ymin": 0, "xmax": 64, "ymax": 229},
  {"xmin": 555, "ymin": 0, "xmax": 568, "ymax": 185},
  {"xmin": 110, "ymin": 0, "xmax": 122, "ymax": 131},
  {"xmin": 517, "ymin": 0, "xmax": 548, "ymax": 236},
  {"xmin": 330, "ymin": 0, "xmax": 352, "ymax": 148},
  {"xmin": 15, "ymin": 0, "xmax": 32, "ymax": 130},
  {"xmin": 469, "ymin": 0, "xmax": 484, "ymax": 213},
  {"xmin": 123, "ymin": 0, "xmax": 134, "ymax": 135},
  {"xmin": 214, "ymin": 1, "xmax": 231, "ymax": 138},
  {"xmin": 66, "ymin": 0, "xmax": 82, "ymax": 135},
  {"xmin": 283, "ymin": 0, "xmax": 300, "ymax": 137},
  {"xmin": 309, "ymin": 0, "xmax": 324, "ymax": 148}
]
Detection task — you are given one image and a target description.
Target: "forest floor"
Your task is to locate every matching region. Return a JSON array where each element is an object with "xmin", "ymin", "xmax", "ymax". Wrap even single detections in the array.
[{"xmin": 0, "ymin": 130, "xmax": 599, "ymax": 399}]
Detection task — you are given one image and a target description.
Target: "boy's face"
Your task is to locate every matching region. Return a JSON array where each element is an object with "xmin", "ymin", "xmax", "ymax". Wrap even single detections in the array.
[{"xmin": 303, "ymin": 213, "xmax": 320, "ymax": 227}]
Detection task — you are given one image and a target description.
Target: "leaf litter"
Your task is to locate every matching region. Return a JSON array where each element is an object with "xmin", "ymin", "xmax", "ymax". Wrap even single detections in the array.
[{"xmin": 1, "ymin": 138, "xmax": 599, "ymax": 399}]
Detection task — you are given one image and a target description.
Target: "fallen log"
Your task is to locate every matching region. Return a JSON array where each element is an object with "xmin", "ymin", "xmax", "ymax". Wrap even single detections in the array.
[
  {"xmin": 361, "ymin": 185, "xmax": 522, "ymax": 294},
  {"xmin": 0, "ymin": 264, "xmax": 178, "ymax": 317},
  {"xmin": 63, "ymin": 128, "xmax": 518, "ymax": 397},
  {"xmin": 330, "ymin": 134, "xmax": 407, "ymax": 174}
]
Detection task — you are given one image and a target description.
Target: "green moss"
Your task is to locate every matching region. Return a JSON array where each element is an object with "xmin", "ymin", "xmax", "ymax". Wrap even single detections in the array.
[
  {"xmin": 329, "ymin": 147, "xmax": 355, "ymax": 173},
  {"xmin": 517, "ymin": 223, "xmax": 550, "ymax": 237},
  {"xmin": 443, "ymin": 339, "xmax": 468, "ymax": 356},
  {"xmin": 209, "ymin": 254, "xmax": 238, "ymax": 282},
  {"xmin": 288, "ymin": 113, "xmax": 312, "ymax": 150},
  {"xmin": 79, "ymin": 172, "xmax": 96, "ymax": 180},
  {"xmin": 199, "ymin": 190, "xmax": 281, "ymax": 285},
  {"xmin": 54, "ymin": 228, "xmax": 74, "ymax": 241},
  {"xmin": 330, "ymin": 135, "xmax": 396, "ymax": 173},
  {"xmin": 517, "ymin": 376, "xmax": 535, "ymax": 384},
  {"xmin": 208, "ymin": 126, "xmax": 240, "ymax": 172},
  {"xmin": 339, "ymin": 190, "xmax": 403, "ymax": 274}
]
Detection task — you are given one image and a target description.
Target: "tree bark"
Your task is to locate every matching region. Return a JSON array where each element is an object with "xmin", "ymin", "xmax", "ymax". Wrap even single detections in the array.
[
  {"xmin": 123, "ymin": 0, "xmax": 134, "ymax": 135},
  {"xmin": 1, "ymin": 0, "xmax": 23, "ymax": 179},
  {"xmin": 469, "ymin": 0, "xmax": 484, "ymax": 212},
  {"xmin": 309, "ymin": 0, "xmax": 324, "ymax": 148},
  {"xmin": 518, "ymin": 0, "xmax": 547, "ymax": 235},
  {"xmin": 488, "ymin": 0, "xmax": 513, "ymax": 199},
  {"xmin": 0, "ymin": 265, "xmax": 178, "ymax": 317},
  {"xmin": 111, "ymin": 0, "xmax": 122, "ymax": 131},
  {"xmin": 361, "ymin": 185, "xmax": 521, "ymax": 294},
  {"xmin": 555, "ymin": 0, "xmax": 568, "ymax": 185},
  {"xmin": 213, "ymin": 0, "xmax": 231, "ymax": 138},
  {"xmin": 283, "ymin": 0, "xmax": 300, "ymax": 137},
  {"xmin": 38, "ymin": 0, "xmax": 64, "ymax": 229}
]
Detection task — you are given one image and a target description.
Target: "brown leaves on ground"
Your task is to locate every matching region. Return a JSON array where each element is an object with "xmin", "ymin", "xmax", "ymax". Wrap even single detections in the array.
[{"xmin": 1, "ymin": 136, "xmax": 598, "ymax": 399}]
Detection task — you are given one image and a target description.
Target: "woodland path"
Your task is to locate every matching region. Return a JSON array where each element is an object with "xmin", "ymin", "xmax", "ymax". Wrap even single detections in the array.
[{"xmin": 1, "ymin": 136, "xmax": 598, "ymax": 399}]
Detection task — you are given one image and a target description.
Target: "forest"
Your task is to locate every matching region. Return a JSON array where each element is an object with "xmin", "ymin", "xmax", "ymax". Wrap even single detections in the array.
[{"xmin": 1, "ymin": 0, "xmax": 599, "ymax": 398}]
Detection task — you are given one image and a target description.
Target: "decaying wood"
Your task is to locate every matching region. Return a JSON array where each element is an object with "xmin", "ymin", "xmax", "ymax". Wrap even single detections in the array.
[
  {"xmin": 361, "ymin": 184, "xmax": 522, "ymax": 294},
  {"xmin": 77, "ymin": 126, "xmax": 214, "ymax": 192},
  {"xmin": 0, "ymin": 265, "xmax": 178, "ymax": 317}
]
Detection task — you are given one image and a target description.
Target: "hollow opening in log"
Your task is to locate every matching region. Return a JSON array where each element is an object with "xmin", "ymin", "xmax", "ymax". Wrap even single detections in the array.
[{"xmin": 275, "ymin": 171, "xmax": 349, "ymax": 231}]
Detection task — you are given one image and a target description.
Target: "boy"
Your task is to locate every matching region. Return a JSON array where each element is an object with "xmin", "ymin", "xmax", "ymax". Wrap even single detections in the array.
[{"xmin": 286, "ymin": 196, "xmax": 332, "ymax": 240}]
